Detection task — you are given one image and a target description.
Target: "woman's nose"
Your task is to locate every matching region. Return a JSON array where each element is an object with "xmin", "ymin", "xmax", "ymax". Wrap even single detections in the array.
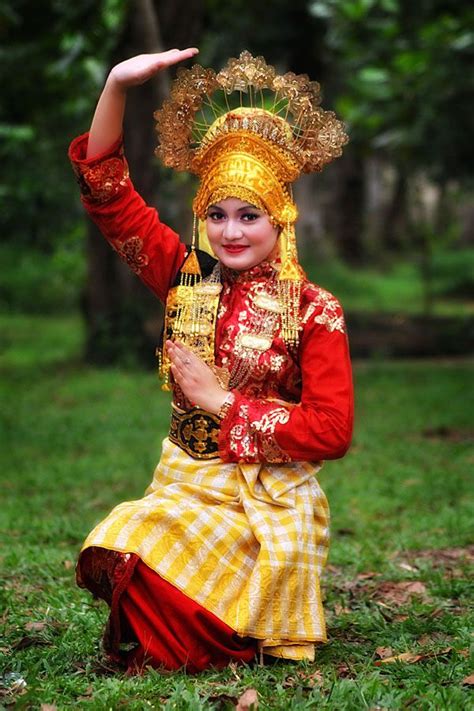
[{"xmin": 223, "ymin": 219, "xmax": 243, "ymax": 240}]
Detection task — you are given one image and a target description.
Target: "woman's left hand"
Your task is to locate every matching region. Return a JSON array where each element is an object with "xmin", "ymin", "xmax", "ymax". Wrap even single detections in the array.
[{"xmin": 166, "ymin": 340, "xmax": 229, "ymax": 414}]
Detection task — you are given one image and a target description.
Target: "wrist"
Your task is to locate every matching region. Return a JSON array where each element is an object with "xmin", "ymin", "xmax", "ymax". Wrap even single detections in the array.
[
  {"xmin": 217, "ymin": 392, "xmax": 235, "ymax": 420},
  {"xmin": 106, "ymin": 71, "xmax": 127, "ymax": 95}
]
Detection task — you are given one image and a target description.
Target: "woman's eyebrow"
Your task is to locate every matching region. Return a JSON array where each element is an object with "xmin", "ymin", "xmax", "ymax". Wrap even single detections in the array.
[{"xmin": 207, "ymin": 203, "xmax": 258, "ymax": 212}]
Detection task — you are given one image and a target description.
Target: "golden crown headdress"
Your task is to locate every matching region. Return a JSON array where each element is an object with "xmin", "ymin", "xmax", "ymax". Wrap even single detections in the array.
[{"xmin": 155, "ymin": 50, "xmax": 348, "ymax": 226}]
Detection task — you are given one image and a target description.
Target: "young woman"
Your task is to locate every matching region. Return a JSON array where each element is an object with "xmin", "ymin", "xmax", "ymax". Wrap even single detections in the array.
[{"xmin": 69, "ymin": 48, "xmax": 353, "ymax": 673}]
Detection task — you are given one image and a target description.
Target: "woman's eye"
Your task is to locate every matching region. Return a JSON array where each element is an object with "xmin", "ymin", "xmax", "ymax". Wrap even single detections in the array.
[
  {"xmin": 242, "ymin": 213, "xmax": 259, "ymax": 222},
  {"xmin": 208, "ymin": 212, "xmax": 224, "ymax": 221}
]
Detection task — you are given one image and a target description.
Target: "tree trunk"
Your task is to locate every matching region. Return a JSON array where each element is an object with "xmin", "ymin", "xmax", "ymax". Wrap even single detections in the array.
[
  {"xmin": 382, "ymin": 170, "xmax": 409, "ymax": 253},
  {"xmin": 83, "ymin": 0, "xmax": 203, "ymax": 365},
  {"xmin": 328, "ymin": 150, "xmax": 365, "ymax": 263}
]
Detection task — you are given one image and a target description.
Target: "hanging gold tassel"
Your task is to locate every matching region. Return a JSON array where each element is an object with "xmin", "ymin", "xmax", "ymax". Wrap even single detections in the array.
[
  {"xmin": 158, "ymin": 214, "xmax": 202, "ymax": 390},
  {"xmin": 278, "ymin": 218, "xmax": 303, "ymax": 347}
]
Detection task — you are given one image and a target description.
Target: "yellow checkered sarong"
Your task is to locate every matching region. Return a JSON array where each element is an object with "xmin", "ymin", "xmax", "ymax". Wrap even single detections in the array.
[{"xmin": 82, "ymin": 438, "xmax": 329, "ymax": 660}]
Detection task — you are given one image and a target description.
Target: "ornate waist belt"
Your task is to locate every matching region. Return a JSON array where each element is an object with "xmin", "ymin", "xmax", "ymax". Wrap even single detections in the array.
[{"xmin": 169, "ymin": 406, "xmax": 220, "ymax": 459}]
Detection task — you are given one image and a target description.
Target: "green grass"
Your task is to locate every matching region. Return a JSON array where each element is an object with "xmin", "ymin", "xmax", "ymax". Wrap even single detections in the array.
[{"xmin": 1, "ymin": 315, "xmax": 473, "ymax": 710}]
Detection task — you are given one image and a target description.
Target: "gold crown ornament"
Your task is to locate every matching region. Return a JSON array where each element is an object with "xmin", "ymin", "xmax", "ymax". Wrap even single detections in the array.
[{"xmin": 154, "ymin": 51, "xmax": 348, "ymax": 388}]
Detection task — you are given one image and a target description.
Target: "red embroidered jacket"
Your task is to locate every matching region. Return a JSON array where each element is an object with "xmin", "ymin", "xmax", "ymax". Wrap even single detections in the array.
[{"xmin": 69, "ymin": 133, "xmax": 354, "ymax": 464}]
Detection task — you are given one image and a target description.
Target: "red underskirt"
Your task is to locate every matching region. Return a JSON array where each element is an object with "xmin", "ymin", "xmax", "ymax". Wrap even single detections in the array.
[{"xmin": 77, "ymin": 547, "xmax": 257, "ymax": 674}]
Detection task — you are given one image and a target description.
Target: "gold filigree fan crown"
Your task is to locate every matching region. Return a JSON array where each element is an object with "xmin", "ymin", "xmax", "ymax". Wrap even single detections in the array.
[{"xmin": 155, "ymin": 50, "xmax": 348, "ymax": 225}]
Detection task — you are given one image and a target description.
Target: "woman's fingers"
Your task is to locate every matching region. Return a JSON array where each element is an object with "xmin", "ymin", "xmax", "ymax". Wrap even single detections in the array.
[
  {"xmin": 166, "ymin": 340, "xmax": 196, "ymax": 372},
  {"xmin": 150, "ymin": 48, "xmax": 199, "ymax": 74},
  {"xmin": 165, "ymin": 340, "xmax": 227, "ymax": 414},
  {"xmin": 110, "ymin": 49, "xmax": 199, "ymax": 89}
]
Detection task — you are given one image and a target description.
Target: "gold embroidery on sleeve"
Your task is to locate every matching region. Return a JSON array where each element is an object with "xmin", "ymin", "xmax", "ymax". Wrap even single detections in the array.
[
  {"xmin": 229, "ymin": 403, "xmax": 292, "ymax": 463},
  {"xmin": 81, "ymin": 157, "xmax": 129, "ymax": 203},
  {"xmin": 252, "ymin": 406, "xmax": 291, "ymax": 463},
  {"xmin": 302, "ymin": 288, "xmax": 345, "ymax": 334},
  {"xmin": 113, "ymin": 236, "xmax": 149, "ymax": 274}
]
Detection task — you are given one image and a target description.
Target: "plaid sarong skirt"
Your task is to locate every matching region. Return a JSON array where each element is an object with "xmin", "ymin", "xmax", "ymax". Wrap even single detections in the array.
[{"xmin": 81, "ymin": 438, "xmax": 330, "ymax": 660}]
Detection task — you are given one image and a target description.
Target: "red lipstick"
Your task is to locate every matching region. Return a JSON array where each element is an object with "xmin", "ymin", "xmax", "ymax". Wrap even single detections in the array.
[{"xmin": 223, "ymin": 245, "xmax": 249, "ymax": 254}]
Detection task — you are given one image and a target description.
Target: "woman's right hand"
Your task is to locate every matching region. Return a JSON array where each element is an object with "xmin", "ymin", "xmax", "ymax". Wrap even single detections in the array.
[
  {"xmin": 86, "ymin": 48, "xmax": 198, "ymax": 158},
  {"xmin": 108, "ymin": 48, "xmax": 199, "ymax": 92}
]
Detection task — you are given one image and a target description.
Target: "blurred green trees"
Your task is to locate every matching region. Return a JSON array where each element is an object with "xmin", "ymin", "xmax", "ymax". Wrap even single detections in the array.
[{"xmin": 0, "ymin": 0, "xmax": 125, "ymax": 249}]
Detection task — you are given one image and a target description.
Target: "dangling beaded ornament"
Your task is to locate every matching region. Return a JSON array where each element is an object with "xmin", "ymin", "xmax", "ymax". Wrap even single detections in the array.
[
  {"xmin": 174, "ymin": 214, "xmax": 202, "ymax": 339},
  {"xmin": 278, "ymin": 203, "xmax": 304, "ymax": 346},
  {"xmin": 158, "ymin": 215, "xmax": 222, "ymax": 390}
]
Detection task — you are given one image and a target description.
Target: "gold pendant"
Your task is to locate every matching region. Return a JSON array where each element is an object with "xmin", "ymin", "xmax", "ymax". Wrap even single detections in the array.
[
  {"xmin": 239, "ymin": 333, "xmax": 272, "ymax": 351},
  {"xmin": 195, "ymin": 283, "xmax": 222, "ymax": 296},
  {"xmin": 254, "ymin": 293, "xmax": 283, "ymax": 313},
  {"xmin": 181, "ymin": 320, "xmax": 213, "ymax": 336}
]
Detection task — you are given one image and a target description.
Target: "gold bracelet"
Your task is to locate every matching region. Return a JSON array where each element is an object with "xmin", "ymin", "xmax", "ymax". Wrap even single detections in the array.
[{"xmin": 217, "ymin": 392, "xmax": 235, "ymax": 420}]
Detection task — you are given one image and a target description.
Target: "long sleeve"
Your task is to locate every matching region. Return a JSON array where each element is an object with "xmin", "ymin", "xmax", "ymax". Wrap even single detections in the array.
[
  {"xmin": 218, "ymin": 294, "xmax": 353, "ymax": 464},
  {"xmin": 68, "ymin": 133, "xmax": 187, "ymax": 303}
]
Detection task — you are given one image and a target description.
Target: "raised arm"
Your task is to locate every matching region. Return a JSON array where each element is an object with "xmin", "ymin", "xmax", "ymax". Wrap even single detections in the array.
[
  {"xmin": 69, "ymin": 48, "xmax": 199, "ymax": 302},
  {"xmin": 86, "ymin": 48, "xmax": 199, "ymax": 158}
]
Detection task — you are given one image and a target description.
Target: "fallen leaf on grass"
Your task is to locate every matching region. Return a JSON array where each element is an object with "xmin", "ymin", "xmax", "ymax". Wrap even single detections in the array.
[
  {"xmin": 374, "ymin": 580, "xmax": 430, "ymax": 606},
  {"xmin": 398, "ymin": 562, "xmax": 418, "ymax": 573},
  {"xmin": 326, "ymin": 564, "xmax": 343, "ymax": 575},
  {"xmin": 462, "ymin": 674, "xmax": 474, "ymax": 686},
  {"xmin": 63, "ymin": 560, "xmax": 74, "ymax": 570},
  {"xmin": 41, "ymin": 705, "xmax": 58, "ymax": 711},
  {"xmin": 334, "ymin": 603, "xmax": 351, "ymax": 616},
  {"xmin": 336, "ymin": 662, "xmax": 352, "ymax": 678},
  {"xmin": 374, "ymin": 647, "xmax": 452, "ymax": 666},
  {"xmin": 25, "ymin": 621, "xmax": 47, "ymax": 632},
  {"xmin": 13, "ymin": 636, "xmax": 51, "ymax": 651},
  {"xmin": 235, "ymin": 688, "xmax": 258, "ymax": 710},
  {"xmin": 417, "ymin": 634, "xmax": 431, "ymax": 646},
  {"xmin": 393, "ymin": 614, "xmax": 409, "ymax": 622},
  {"xmin": 375, "ymin": 646, "xmax": 393, "ymax": 660},
  {"xmin": 399, "ymin": 546, "xmax": 474, "ymax": 573},
  {"xmin": 282, "ymin": 670, "xmax": 323, "ymax": 689}
]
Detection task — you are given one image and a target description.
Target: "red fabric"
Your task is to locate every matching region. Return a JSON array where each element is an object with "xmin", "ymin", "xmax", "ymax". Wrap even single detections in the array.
[
  {"xmin": 68, "ymin": 133, "xmax": 186, "ymax": 303},
  {"xmin": 121, "ymin": 560, "xmax": 257, "ymax": 673},
  {"xmin": 215, "ymin": 266, "xmax": 353, "ymax": 463},
  {"xmin": 77, "ymin": 548, "xmax": 256, "ymax": 674}
]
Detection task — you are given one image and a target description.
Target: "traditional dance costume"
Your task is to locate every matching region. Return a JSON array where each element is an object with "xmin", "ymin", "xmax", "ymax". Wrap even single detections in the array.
[{"xmin": 69, "ymin": 52, "xmax": 353, "ymax": 673}]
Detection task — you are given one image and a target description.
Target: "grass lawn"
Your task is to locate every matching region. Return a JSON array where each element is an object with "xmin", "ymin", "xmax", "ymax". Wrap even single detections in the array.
[{"xmin": 1, "ymin": 315, "xmax": 473, "ymax": 710}]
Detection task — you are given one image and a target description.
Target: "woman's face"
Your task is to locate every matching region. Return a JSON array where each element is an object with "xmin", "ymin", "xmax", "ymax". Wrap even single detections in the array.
[{"xmin": 205, "ymin": 197, "xmax": 279, "ymax": 271}]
